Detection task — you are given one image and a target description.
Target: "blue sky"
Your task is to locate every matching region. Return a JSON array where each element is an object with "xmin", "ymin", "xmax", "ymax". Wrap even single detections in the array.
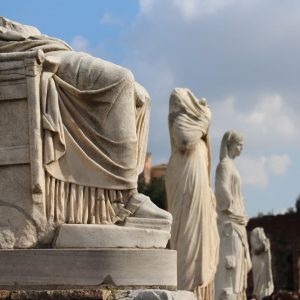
[{"xmin": 3, "ymin": 0, "xmax": 300, "ymax": 217}]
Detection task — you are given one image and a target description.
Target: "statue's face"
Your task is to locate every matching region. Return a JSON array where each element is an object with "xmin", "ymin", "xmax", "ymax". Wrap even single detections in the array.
[{"xmin": 228, "ymin": 139, "xmax": 244, "ymax": 158}]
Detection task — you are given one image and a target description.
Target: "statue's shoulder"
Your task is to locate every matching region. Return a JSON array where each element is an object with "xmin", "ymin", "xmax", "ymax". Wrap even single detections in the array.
[{"xmin": 217, "ymin": 158, "xmax": 231, "ymax": 169}]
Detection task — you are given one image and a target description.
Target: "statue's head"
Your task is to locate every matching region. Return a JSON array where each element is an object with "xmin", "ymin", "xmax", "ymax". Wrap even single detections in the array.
[
  {"xmin": 219, "ymin": 130, "xmax": 244, "ymax": 161},
  {"xmin": 250, "ymin": 227, "xmax": 268, "ymax": 253}
]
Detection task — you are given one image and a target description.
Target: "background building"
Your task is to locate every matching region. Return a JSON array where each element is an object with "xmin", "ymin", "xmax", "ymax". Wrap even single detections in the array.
[{"xmin": 247, "ymin": 213, "xmax": 300, "ymax": 291}]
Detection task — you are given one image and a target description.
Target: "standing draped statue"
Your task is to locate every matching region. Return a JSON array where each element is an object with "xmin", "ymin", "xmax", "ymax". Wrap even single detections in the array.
[
  {"xmin": 250, "ymin": 227, "xmax": 274, "ymax": 300},
  {"xmin": 0, "ymin": 16, "xmax": 170, "ymax": 231},
  {"xmin": 215, "ymin": 130, "xmax": 252, "ymax": 300},
  {"xmin": 165, "ymin": 88, "xmax": 219, "ymax": 300}
]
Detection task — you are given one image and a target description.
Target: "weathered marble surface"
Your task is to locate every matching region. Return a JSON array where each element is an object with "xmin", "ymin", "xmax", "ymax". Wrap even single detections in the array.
[
  {"xmin": 0, "ymin": 17, "xmax": 177, "ymax": 300},
  {"xmin": 250, "ymin": 227, "xmax": 274, "ymax": 300},
  {"xmin": 122, "ymin": 217, "xmax": 171, "ymax": 232},
  {"xmin": 165, "ymin": 88, "xmax": 219, "ymax": 299},
  {"xmin": 0, "ymin": 289, "xmax": 196, "ymax": 300},
  {"xmin": 0, "ymin": 51, "xmax": 46, "ymax": 249},
  {"xmin": 0, "ymin": 249, "xmax": 177, "ymax": 289},
  {"xmin": 120, "ymin": 289, "xmax": 196, "ymax": 300},
  {"xmin": 54, "ymin": 224, "xmax": 170, "ymax": 249},
  {"xmin": 0, "ymin": 17, "xmax": 171, "ymax": 248},
  {"xmin": 215, "ymin": 131, "xmax": 252, "ymax": 300}
]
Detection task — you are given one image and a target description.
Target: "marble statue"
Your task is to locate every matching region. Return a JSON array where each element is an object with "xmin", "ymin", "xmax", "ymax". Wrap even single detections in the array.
[
  {"xmin": 250, "ymin": 227, "xmax": 274, "ymax": 300},
  {"xmin": 215, "ymin": 130, "xmax": 252, "ymax": 300},
  {"xmin": 165, "ymin": 88, "xmax": 219, "ymax": 300},
  {"xmin": 298, "ymin": 257, "xmax": 300, "ymax": 292},
  {"xmin": 0, "ymin": 17, "xmax": 171, "ymax": 249},
  {"xmin": 0, "ymin": 17, "xmax": 200, "ymax": 300}
]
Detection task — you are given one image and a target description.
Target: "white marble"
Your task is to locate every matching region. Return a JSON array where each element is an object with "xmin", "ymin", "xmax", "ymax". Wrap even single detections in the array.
[
  {"xmin": 122, "ymin": 289, "xmax": 196, "ymax": 300},
  {"xmin": 54, "ymin": 224, "xmax": 170, "ymax": 249},
  {"xmin": 0, "ymin": 249, "xmax": 177, "ymax": 288},
  {"xmin": 0, "ymin": 52, "xmax": 46, "ymax": 249},
  {"xmin": 123, "ymin": 217, "xmax": 171, "ymax": 232},
  {"xmin": 0, "ymin": 206, "xmax": 37, "ymax": 249},
  {"xmin": 215, "ymin": 131, "xmax": 252, "ymax": 300},
  {"xmin": 165, "ymin": 88, "xmax": 219, "ymax": 299},
  {"xmin": 1, "ymin": 289, "xmax": 196, "ymax": 300},
  {"xmin": 0, "ymin": 17, "xmax": 171, "ymax": 248},
  {"xmin": 250, "ymin": 227, "xmax": 274, "ymax": 300}
]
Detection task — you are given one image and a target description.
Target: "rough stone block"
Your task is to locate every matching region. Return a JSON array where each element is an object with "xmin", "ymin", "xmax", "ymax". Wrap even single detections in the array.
[
  {"xmin": 0, "ymin": 249, "xmax": 177, "ymax": 289},
  {"xmin": 53, "ymin": 224, "xmax": 170, "ymax": 249}
]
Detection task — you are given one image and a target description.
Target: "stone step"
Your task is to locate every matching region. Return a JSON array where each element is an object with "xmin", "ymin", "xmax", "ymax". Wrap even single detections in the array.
[
  {"xmin": 0, "ymin": 249, "xmax": 176, "ymax": 289},
  {"xmin": 54, "ymin": 224, "xmax": 170, "ymax": 249}
]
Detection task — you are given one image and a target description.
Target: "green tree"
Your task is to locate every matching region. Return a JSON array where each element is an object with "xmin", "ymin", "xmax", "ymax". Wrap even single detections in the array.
[
  {"xmin": 138, "ymin": 177, "xmax": 167, "ymax": 210},
  {"xmin": 295, "ymin": 195, "xmax": 300, "ymax": 213}
]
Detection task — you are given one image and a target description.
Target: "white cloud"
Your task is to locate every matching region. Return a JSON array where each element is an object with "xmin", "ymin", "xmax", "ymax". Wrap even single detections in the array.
[
  {"xmin": 173, "ymin": 0, "xmax": 237, "ymax": 19},
  {"xmin": 266, "ymin": 154, "xmax": 291, "ymax": 176},
  {"xmin": 70, "ymin": 35, "xmax": 89, "ymax": 52},
  {"xmin": 208, "ymin": 94, "xmax": 296, "ymax": 190},
  {"xmin": 237, "ymin": 156, "xmax": 269, "ymax": 188},
  {"xmin": 100, "ymin": 13, "xmax": 121, "ymax": 25},
  {"xmin": 210, "ymin": 94, "xmax": 296, "ymax": 189},
  {"xmin": 123, "ymin": 0, "xmax": 300, "ymax": 215},
  {"xmin": 139, "ymin": 0, "xmax": 239, "ymax": 20},
  {"xmin": 126, "ymin": 1, "xmax": 300, "ymax": 167},
  {"xmin": 237, "ymin": 154, "xmax": 291, "ymax": 188},
  {"xmin": 139, "ymin": 0, "xmax": 155, "ymax": 15},
  {"xmin": 244, "ymin": 95, "xmax": 296, "ymax": 139},
  {"xmin": 210, "ymin": 94, "xmax": 299, "ymax": 154}
]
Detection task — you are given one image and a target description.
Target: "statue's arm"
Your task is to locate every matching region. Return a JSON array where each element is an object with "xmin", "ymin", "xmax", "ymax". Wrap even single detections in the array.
[
  {"xmin": 216, "ymin": 162, "xmax": 248, "ymax": 224},
  {"xmin": 216, "ymin": 162, "xmax": 234, "ymax": 212}
]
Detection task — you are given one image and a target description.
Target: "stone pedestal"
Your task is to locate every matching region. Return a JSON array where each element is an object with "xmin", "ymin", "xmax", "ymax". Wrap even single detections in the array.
[
  {"xmin": 0, "ymin": 289, "xmax": 196, "ymax": 300},
  {"xmin": 54, "ymin": 224, "xmax": 170, "ymax": 249},
  {"xmin": 0, "ymin": 51, "xmax": 46, "ymax": 249},
  {"xmin": 0, "ymin": 249, "xmax": 176, "ymax": 290},
  {"xmin": 123, "ymin": 217, "xmax": 172, "ymax": 232}
]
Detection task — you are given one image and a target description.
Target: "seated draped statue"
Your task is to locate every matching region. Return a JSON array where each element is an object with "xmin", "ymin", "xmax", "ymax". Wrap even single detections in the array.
[
  {"xmin": 0, "ymin": 16, "xmax": 170, "ymax": 233},
  {"xmin": 250, "ymin": 227, "xmax": 274, "ymax": 300}
]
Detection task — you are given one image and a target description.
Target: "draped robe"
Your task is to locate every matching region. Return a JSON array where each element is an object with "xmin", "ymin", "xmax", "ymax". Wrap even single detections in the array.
[
  {"xmin": 250, "ymin": 228, "xmax": 274, "ymax": 300},
  {"xmin": 0, "ymin": 17, "xmax": 150, "ymax": 224},
  {"xmin": 215, "ymin": 157, "xmax": 252, "ymax": 300},
  {"xmin": 165, "ymin": 88, "xmax": 219, "ymax": 295}
]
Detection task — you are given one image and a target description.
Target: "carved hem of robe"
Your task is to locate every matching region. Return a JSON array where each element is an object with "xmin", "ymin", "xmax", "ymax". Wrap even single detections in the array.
[{"xmin": 45, "ymin": 172, "xmax": 132, "ymax": 225}]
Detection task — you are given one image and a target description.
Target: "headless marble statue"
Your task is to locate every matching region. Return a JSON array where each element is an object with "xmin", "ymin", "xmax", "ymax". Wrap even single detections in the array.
[
  {"xmin": 0, "ymin": 17, "xmax": 171, "ymax": 248},
  {"xmin": 250, "ymin": 227, "xmax": 274, "ymax": 300},
  {"xmin": 165, "ymin": 88, "xmax": 219, "ymax": 300},
  {"xmin": 215, "ymin": 131, "xmax": 252, "ymax": 300}
]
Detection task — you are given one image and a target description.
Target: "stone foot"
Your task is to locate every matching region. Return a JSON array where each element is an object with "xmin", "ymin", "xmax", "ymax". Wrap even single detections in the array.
[{"xmin": 125, "ymin": 193, "xmax": 172, "ymax": 222}]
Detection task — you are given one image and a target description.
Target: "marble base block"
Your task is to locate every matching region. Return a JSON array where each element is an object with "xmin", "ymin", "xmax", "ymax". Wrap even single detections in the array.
[
  {"xmin": 53, "ymin": 224, "xmax": 170, "ymax": 249},
  {"xmin": 0, "ymin": 249, "xmax": 177, "ymax": 289},
  {"xmin": 123, "ymin": 289, "xmax": 196, "ymax": 299},
  {"xmin": 123, "ymin": 217, "xmax": 171, "ymax": 232}
]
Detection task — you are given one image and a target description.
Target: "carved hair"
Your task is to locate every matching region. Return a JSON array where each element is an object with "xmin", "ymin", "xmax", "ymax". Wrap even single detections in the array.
[{"xmin": 219, "ymin": 130, "xmax": 244, "ymax": 161}]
